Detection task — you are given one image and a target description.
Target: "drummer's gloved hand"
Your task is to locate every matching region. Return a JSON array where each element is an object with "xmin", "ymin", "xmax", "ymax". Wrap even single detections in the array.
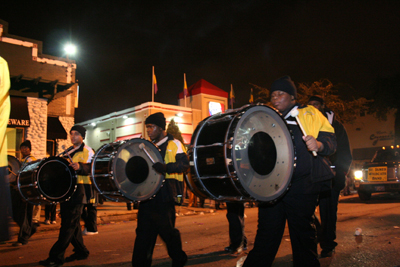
[{"xmin": 152, "ymin": 162, "xmax": 167, "ymax": 175}]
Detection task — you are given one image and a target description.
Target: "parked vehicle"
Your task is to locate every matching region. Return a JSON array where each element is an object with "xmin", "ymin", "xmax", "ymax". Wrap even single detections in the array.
[{"xmin": 354, "ymin": 146, "xmax": 400, "ymax": 200}]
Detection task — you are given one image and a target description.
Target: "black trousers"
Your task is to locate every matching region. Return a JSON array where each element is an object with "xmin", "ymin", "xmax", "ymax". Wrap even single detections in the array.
[
  {"xmin": 48, "ymin": 201, "xmax": 89, "ymax": 263},
  {"xmin": 317, "ymin": 187, "xmax": 341, "ymax": 251},
  {"xmin": 132, "ymin": 198, "xmax": 187, "ymax": 267},
  {"xmin": 226, "ymin": 202, "xmax": 247, "ymax": 249},
  {"xmin": 81, "ymin": 203, "xmax": 97, "ymax": 232},
  {"xmin": 0, "ymin": 167, "xmax": 12, "ymax": 242},
  {"xmin": 10, "ymin": 188, "xmax": 37, "ymax": 244},
  {"xmin": 243, "ymin": 187, "xmax": 320, "ymax": 267}
]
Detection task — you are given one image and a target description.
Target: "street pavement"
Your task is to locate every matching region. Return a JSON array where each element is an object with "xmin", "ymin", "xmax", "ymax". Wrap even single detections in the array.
[{"xmin": 8, "ymin": 198, "xmax": 221, "ymax": 236}]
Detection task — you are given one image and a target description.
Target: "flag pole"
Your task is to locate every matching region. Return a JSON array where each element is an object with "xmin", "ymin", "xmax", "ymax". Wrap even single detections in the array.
[
  {"xmin": 152, "ymin": 66, "xmax": 154, "ymax": 102},
  {"xmin": 184, "ymin": 73, "xmax": 187, "ymax": 107}
]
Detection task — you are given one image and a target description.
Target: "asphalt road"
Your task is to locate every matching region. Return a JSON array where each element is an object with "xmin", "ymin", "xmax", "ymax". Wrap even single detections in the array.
[{"xmin": 1, "ymin": 193, "xmax": 400, "ymax": 267}]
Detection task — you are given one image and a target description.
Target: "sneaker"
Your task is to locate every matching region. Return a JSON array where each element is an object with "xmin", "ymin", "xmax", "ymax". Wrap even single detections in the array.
[
  {"xmin": 82, "ymin": 228, "xmax": 98, "ymax": 235},
  {"xmin": 44, "ymin": 220, "xmax": 50, "ymax": 225},
  {"xmin": 39, "ymin": 258, "xmax": 63, "ymax": 266},
  {"xmin": 51, "ymin": 221, "xmax": 57, "ymax": 224},
  {"xmin": 320, "ymin": 248, "xmax": 335, "ymax": 258},
  {"xmin": 225, "ymin": 245, "xmax": 244, "ymax": 257},
  {"xmin": 65, "ymin": 252, "xmax": 88, "ymax": 262}
]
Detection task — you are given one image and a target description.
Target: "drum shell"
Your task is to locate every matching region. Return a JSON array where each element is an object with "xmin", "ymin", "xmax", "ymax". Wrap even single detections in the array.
[
  {"xmin": 189, "ymin": 104, "xmax": 295, "ymax": 203},
  {"xmin": 91, "ymin": 138, "xmax": 164, "ymax": 202},
  {"xmin": 18, "ymin": 157, "xmax": 77, "ymax": 204}
]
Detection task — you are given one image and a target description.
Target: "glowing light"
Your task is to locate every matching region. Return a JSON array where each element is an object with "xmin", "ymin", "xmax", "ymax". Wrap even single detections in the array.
[
  {"xmin": 123, "ymin": 115, "xmax": 128, "ymax": 119},
  {"xmin": 91, "ymin": 122, "xmax": 96, "ymax": 127},
  {"xmin": 354, "ymin": 170, "xmax": 363, "ymax": 180},
  {"xmin": 176, "ymin": 113, "xmax": 183, "ymax": 117},
  {"xmin": 64, "ymin": 44, "xmax": 77, "ymax": 56}
]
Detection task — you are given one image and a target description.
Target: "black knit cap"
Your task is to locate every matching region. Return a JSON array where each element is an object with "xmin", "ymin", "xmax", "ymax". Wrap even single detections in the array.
[
  {"xmin": 20, "ymin": 140, "xmax": 31, "ymax": 150},
  {"xmin": 308, "ymin": 95, "xmax": 324, "ymax": 105},
  {"xmin": 270, "ymin": 76, "xmax": 297, "ymax": 99},
  {"xmin": 145, "ymin": 112, "xmax": 166, "ymax": 130},
  {"xmin": 70, "ymin": 125, "xmax": 86, "ymax": 139}
]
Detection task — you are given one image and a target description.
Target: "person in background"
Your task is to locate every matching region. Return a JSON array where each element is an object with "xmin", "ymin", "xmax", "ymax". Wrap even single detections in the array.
[
  {"xmin": 132, "ymin": 112, "xmax": 188, "ymax": 267},
  {"xmin": 308, "ymin": 95, "xmax": 353, "ymax": 258},
  {"xmin": 0, "ymin": 56, "xmax": 12, "ymax": 243},
  {"xmin": 11, "ymin": 140, "xmax": 40, "ymax": 246},
  {"xmin": 44, "ymin": 203, "xmax": 57, "ymax": 225},
  {"xmin": 243, "ymin": 76, "xmax": 336, "ymax": 267},
  {"xmin": 224, "ymin": 202, "xmax": 247, "ymax": 256},
  {"xmin": 39, "ymin": 125, "xmax": 94, "ymax": 267}
]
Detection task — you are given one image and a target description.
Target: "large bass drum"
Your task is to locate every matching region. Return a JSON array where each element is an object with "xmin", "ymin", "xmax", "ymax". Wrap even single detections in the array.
[
  {"xmin": 91, "ymin": 138, "xmax": 164, "ymax": 202},
  {"xmin": 17, "ymin": 157, "xmax": 77, "ymax": 204},
  {"xmin": 188, "ymin": 104, "xmax": 295, "ymax": 203}
]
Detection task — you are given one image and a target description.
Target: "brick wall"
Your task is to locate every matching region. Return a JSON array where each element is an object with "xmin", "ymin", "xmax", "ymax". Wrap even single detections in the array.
[{"xmin": 26, "ymin": 97, "xmax": 47, "ymax": 159}]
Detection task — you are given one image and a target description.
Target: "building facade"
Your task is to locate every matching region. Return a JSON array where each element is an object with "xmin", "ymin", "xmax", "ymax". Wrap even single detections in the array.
[
  {"xmin": 1, "ymin": 19, "xmax": 77, "ymax": 160},
  {"xmin": 78, "ymin": 79, "xmax": 228, "ymax": 150}
]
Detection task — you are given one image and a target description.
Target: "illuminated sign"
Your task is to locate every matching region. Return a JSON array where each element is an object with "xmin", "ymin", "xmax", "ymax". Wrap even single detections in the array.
[{"xmin": 209, "ymin": 102, "xmax": 224, "ymax": 115}]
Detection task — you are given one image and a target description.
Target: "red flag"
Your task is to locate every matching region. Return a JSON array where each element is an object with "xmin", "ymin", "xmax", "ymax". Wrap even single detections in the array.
[
  {"xmin": 183, "ymin": 74, "xmax": 188, "ymax": 97},
  {"xmin": 153, "ymin": 74, "xmax": 158, "ymax": 94}
]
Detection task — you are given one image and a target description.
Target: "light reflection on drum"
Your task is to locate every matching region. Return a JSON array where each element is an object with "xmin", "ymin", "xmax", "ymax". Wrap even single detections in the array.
[{"xmin": 188, "ymin": 104, "xmax": 295, "ymax": 203}]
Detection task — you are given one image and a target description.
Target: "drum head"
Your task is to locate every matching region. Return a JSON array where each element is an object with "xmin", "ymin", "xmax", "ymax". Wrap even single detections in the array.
[
  {"xmin": 7, "ymin": 155, "xmax": 21, "ymax": 183},
  {"xmin": 36, "ymin": 157, "xmax": 76, "ymax": 201},
  {"xmin": 112, "ymin": 139, "xmax": 164, "ymax": 202},
  {"xmin": 232, "ymin": 105, "xmax": 295, "ymax": 202}
]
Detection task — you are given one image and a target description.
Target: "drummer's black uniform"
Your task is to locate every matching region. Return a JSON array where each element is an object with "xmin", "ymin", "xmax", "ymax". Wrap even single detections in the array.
[
  {"xmin": 11, "ymin": 155, "xmax": 39, "ymax": 245},
  {"xmin": 243, "ymin": 104, "xmax": 336, "ymax": 267},
  {"xmin": 132, "ymin": 133, "xmax": 189, "ymax": 267},
  {"xmin": 45, "ymin": 143, "xmax": 94, "ymax": 264}
]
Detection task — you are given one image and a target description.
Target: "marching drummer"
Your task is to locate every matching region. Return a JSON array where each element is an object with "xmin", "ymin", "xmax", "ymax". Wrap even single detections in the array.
[
  {"xmin": 39, "ymin": 125, "xmax": 94, "ymax": 267},
  {"xmin": 132, "ymin": 112, "xmax": 189, "ymax": 267},
  {"xmin": 242, "ymin": 76, "xmax": 337, "ymax": 267},
  {"xmin": 11, "ymin": 140, "xmax": 40, "ymax": 247}
]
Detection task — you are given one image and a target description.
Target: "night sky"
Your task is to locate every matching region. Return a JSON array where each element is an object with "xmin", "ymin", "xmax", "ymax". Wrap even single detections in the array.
[{"xmin": 1, "ymin": 0, "xmax": 400, "ymax": 123}]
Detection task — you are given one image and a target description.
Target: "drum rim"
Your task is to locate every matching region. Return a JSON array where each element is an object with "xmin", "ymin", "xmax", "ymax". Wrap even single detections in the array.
[{"xmin": 232, "ymin": 105, "xmax": 295, "ymax": 202}]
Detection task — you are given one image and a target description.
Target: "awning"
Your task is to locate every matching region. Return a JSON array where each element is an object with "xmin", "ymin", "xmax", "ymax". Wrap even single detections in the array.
[
  {"xmin": 8, "ymin": 96, "xmax": 30, "ymax": 127},
  {"xmin": 47, "ymin": 117, "xmax": 67, "ymax": 139}
]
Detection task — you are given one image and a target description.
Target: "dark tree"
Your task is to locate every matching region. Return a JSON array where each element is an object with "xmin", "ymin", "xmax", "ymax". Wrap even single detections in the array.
[
  {"xmin": 368, "ymin": 74, "xmax": 400, "ymax": 144},
  {"xmin": 252, "ymin": 79, "xmax": 370, "ymax": 124}
]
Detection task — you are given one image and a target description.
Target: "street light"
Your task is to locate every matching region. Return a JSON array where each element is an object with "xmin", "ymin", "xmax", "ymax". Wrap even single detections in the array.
[{"xmin": 64, "ymin": 43, "xmax": 77, "ymax": 59}]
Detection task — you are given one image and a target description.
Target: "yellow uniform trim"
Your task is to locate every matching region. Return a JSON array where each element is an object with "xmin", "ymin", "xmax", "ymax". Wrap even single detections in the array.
[{"xmin": 165, "ymin": 139, "xmax": 186, "ymax": 182}]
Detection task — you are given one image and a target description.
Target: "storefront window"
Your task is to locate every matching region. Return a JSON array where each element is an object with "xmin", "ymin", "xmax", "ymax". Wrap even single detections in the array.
[{"xmin": 6, "ymin": 127, "xmax": 25, "ymax": 160}]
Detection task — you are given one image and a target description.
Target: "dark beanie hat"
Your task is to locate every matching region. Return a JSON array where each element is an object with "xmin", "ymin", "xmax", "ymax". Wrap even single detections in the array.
[
  {"xmin": 270, "ymin": 76, "xmax": 297, "ymax": 99},
  {"xmin": 70, "ymin": 125, "xmax": 86, "ymax": 139},
  {"xmin": 20, "ymin": 140, "xmax": 31, "ymax": 150},
  {"xmin": 145, "ymin": 112, "xmax": 166, "ymax": 130},
  {"xmin": 308, "ymin": 95, "xmax": 324, "ymax": 105}
]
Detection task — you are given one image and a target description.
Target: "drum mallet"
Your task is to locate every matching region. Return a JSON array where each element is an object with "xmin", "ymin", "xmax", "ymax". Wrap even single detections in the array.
[
  {"xmin": 62, "ymin": 145, "xmax": 74, "ymax": 162},
  {"xmin": 289, "ymin": 108, "xmax": 318, "ymax": 157},
  {"xmin": 139, "ymin": 143, "xmax": 156, "ymax": 164}
]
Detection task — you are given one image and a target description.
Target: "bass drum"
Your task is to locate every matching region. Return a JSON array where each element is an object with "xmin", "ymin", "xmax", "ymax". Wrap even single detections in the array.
[
  {"xmin": 91, "ymin": 138, "xmax": 164, "ymax": 202},
  {"xmin": 188, "ymin": 104, "xmax": 295, "ymax": 203},
  {"xmin": 18, "ymin": 157, "xmax": 77, "ymax": 204},
  {"xmin": 7, "ymin": 155, "xmax": 21, "ymax": 184}
]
